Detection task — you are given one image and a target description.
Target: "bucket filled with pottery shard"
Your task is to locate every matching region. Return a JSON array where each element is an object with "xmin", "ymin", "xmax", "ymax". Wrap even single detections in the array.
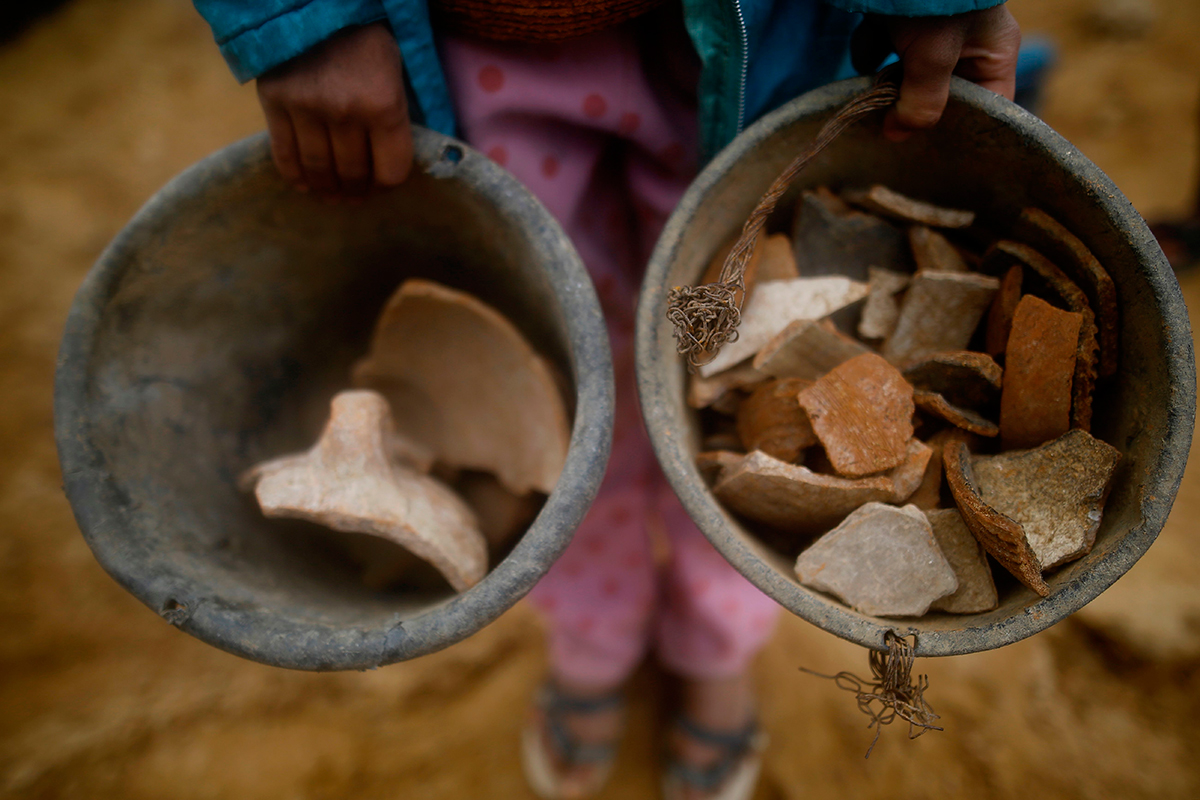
[
  {"xmin": 55, "ymin": 129, "xmax": 612, "ymax": 670},
  {"xmin": 637, "ymin": 77, "xmax": 1194, "ymax": 657}
]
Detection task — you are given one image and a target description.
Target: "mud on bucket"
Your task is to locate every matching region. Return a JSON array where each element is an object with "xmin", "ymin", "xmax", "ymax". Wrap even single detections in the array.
[
  {"xmin": 54, "ymin": 129, "xmax": 613, "ymax": 671},
  {"xmin": 636, "ymin": 77, "xmax": 1195, "ymax": 658}
]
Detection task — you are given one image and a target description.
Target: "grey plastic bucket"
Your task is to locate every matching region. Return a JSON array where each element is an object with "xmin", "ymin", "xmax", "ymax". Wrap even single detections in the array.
[
  {"xmin": 55, "ymin": 128, "xmax": 613, "ymax": 671},
  {"xmin": 636, "ymin": 77, "xmax": 1195, "ymax": 657}
]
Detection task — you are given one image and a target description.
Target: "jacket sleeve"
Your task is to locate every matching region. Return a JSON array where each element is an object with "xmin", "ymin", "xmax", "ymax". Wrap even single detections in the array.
[
  {"xmin": 820, "ymin": 0, "xmax": 1006, "ymax": 15},
  {"xmin": 192, "ymin": 0, "xmax": 388, "ymax": 82}
]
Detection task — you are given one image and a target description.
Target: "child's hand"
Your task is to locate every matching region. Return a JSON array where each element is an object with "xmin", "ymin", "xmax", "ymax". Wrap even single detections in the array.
[
  {"xmin": 882, "ymin": 5, "xmax": 1021, "ymax": 141},
  {"xmin": 256, "ymin": 23, "xmax": 413, "ymax": 195}
]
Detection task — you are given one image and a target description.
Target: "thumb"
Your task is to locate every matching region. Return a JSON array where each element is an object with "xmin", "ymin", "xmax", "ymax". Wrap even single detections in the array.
[{"xmin": 885, "ymin": 23, "xmax": 967, "ymax": 140}]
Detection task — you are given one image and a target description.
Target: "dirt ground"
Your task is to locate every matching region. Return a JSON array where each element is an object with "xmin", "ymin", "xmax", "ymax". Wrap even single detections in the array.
[{"xmin": 2, "ymin": 0, "xmax": 1199, "ymax": 797}]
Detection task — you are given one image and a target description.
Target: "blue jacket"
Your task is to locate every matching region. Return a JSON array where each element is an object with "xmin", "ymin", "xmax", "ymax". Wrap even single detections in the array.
[{"xmin": 193, "ymin": 0, "xmax": 1004, "ymax": 159}]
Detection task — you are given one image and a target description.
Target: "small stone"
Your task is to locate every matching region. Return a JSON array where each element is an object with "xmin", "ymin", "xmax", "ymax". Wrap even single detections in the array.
[
  {"xmin": 858, "ymin": 267, "xmax": 911, "ymax": 340},
  {"xmin": 926, "ymin": 509, "xmax": 999, "ymax": 614},
  {"xmin": 798, "ymin": 353, "xmax": 915, "ymax": 478},
  {"xmin": 698, "ymin": 277, "xmax": 870, "ymax": 376},
  {"xmin": 909, "ymin": 225, "xmax": 969, "ymax": 272},
  {"xmin": 914, "ymin": 390, "xmax": 999, "ymax": 437},
  {"xmin": 735, "ymin": 378, "xmax": 816, "ymax": 462},
  {"xmin": 943, "ymin": 435, "xmax": 1049, "ymax": 596},
  {"xmin": 972, "ymin": 430, "xmax": 1121, "ymax": 570},
  {"xmin": 844, "ymin": 185, "xmax": 976, "ymax": 229},
  {"xmin": 795, "ymin": 502, "xmax": 958, "ymax": 617},
  {"xmin": 1000, "ymin": 295, "xmax": 1082, "ymax": 451},
  {"xmin": 881, "ymin": 271, "xmax": 1000, "ymax": 366},
  {"xmin": 758, "ymin": 233, "xmax": 801, "ymax": 281},
  {"xmin": 902, "ymin": 351, "xmax": 1002, "ymax": 410},
  {"xmin": 687, "ymin": 360, "xmax": 769, "ymax": 409},
  {"xmin": 752, "ymin": 318, "xmax": 870, "ymax": 379},
  {"xmin": 984, "ymin": 265, "xmax": 1024, "ymax": 357},
  {"xmin": 241, "ymin": 390, "xmax": 488, "ymax": 592},
  {"xmin": 1013, "ymin": 207, "xmax": 1119, "ymax": 378},
  {"xmin": 713, "ymin": 440, "xmax": 931, "ymax": 534},
  {"xmin": 701, "ymin": 231, "xmax": 766, "ymax": 307},
  {"xmin": 791, "ymin": 189, "xmax": 909, "ymax": 283}
]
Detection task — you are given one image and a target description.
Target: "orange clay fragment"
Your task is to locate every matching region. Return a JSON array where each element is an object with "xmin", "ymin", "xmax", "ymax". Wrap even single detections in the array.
[
  {"xmin": 241, "ymin": 390, "xmax": 488, "ymax": 592},
  {"xmin": 735, "ymin": 378, "xmax": 817, "ymax": 462},
  {"xmin": 844, "ymin": 185, "xmax": 976, "ymax": 228},
  {"xmin": 353, "ymin": 279, "xmax": 569, "ymax": 495}
]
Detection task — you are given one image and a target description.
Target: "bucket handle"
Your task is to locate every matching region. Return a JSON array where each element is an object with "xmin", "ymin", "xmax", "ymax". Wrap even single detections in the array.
[{"xmin": 665, "ymin": 68, "xmax": 901, "ymax": 372}]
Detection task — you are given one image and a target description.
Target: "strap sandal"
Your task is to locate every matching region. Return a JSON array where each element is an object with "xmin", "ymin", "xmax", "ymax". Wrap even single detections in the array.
[
  {"xmin": 662, "ymin": 716, "xmax": 768, "ymax": 800},
  {"xmin": 520, "ymin": 682, "xmax": 626, "ymax": 799}
]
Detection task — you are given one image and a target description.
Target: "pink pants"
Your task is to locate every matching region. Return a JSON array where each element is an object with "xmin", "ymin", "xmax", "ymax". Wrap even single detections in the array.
[{"xmin": 442, "ymin": 19, "xmax": 780, "ymax": 687}]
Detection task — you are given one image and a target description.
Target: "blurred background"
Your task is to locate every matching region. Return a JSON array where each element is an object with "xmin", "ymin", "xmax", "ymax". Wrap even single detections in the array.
[{"xmin": 1, "ymin": 0, "xmax": 1198, "ymax": 797}]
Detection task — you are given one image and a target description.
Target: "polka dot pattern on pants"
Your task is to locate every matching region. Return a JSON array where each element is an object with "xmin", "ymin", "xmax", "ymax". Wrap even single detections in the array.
[
  {"xmin": 478, "ymin": 65, "xmax": 504, "ymax": 93},
  {"xmin": 541, "ymin": 155, "xmax": 560, "ymax": 178},
  {"xmin": 582, "ymin": 93, "xmax": 608, "ymax": 119},
  {"xmin": 486, "ymin": 145, "xmax": 508, "ymax": 166}
]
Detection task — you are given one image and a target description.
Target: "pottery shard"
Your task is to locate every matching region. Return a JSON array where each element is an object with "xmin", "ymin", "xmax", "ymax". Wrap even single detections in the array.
[
  {"xmin": 713, "ymin": 441, "xmax": 931, "ymax": 533},
  {"xmin": 881, "ymin": 271, "xmax": 1000, "ymax": 367},
  {"xmin": 943, "ymin": 435, "xmax": 1049, "ymax": 596},
  {"xmin": 735, "ymin": 378, "xmax": 816, "ymax": 462},
  {"xmin": 795, "ymin": 502, "xmax": 958, "ymax": 617},
  {"xmin": 901, "ymin": 351, "xmax": 1002, "ymax": 410},
  {"xmin": 972, "ymin": 429, "xmax": 1121, "ymax": 570},
  {"xmin": 844, "ymin": 185, "xmax": 976, "ymax": 229},
  {"xmin": 453, "ymin": 471, "xmax": 543, "ymax": 552},
  {"xmin": 984, "ymin": 241, "xmax": 1099, "ymax": 430},
  {"xmin": 242, "ymin": 390, "xmax": 488, "ymax": 592},
  {"xmin": 758, "ymin": 233, "xmax": 801, "ymax": 281},
  {"xmin": 985, "ymin": 265, "xmax": 1024, "ymax": 357},
  {"xmin": 798, "ymin": 353, "xmax": 915, "ymax": 478},
  {"xmin": 752, "ymin": 318, "xmax": 871, "ymax": 379},
  {"xmin": 791, "ymin": 188, "xmax": 909, "ymax": 284},
  {"xmin": 696, "ymin": 450, "xmax": 746, "ymax": 481},
  {"xmin": 909, "ymin": 225, "xmax": 969, "ymax": 272},
  {"xmin": 687, "ymin": 360, "xmax": 769, "ymax": 409},
  {"xmin": 702, "ymin": 231, "xmax": 766, "ymax": 307},
  {"xmin": 353, "ymin": 279, "xmax": 570, "ymax": 495},
  {"xmin": 926, "ymin": 509, "xmax": 999, "ymax": 614},
  {"xmin": 907, "ymin": 428, "xmax": 958, "ymax": 510},
  {"xmin": 1000, "ymin": 295, "xmax": 1082, "ymax": 451},
  {"xmin": 857, "ymin": 267, "xmax": 911, "ymax": 341},
  {"xmin": 1013, "ymin": 207, "xmax": 1118, "ymax": 378},
  {"xmin": 914, "ymin": 390, "xmax": 999, "ymax": 437},
  {"xmin": 698, "ymin": 277, "xmax": 870, "ymax": 376}
]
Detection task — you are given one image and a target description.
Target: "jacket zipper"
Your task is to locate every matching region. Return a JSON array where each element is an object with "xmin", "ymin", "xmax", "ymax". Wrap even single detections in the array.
[{"xmin": 732, "ymin": 0, "xmax": 749, "ymax": 134}]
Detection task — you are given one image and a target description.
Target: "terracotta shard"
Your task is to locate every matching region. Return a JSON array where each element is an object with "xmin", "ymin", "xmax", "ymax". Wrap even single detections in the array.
[
  {"xmin": 1014, "ymin": 207, "xmax": 1119, "ymax": 377},
  {"xmin": 972, "ymin": 430, "xmax": 1121, "ymax": 570},
  {"xmin": 352, "ymin": 279, "xmax": 570, "ymax": 495},
  {"xmin": 844, "ymin": 185, "xmax": 976, "ymax": 229},
  {"xmin": 902, "ymin": 351, "xmax": 1002, "ymax": 410},
  {"xmin": 687, "ymin": 360, "xmax": 769, "ymax": 409},
  {"xmin": 453, "ymin": 471, "xmax": 543, "ymax": 552},
  {"xmin": 914, "ymin": 390, "xmax": 999, "ymax": 437},
  {"xmin": 985, "ymin": 265, "xmax": 1024, "ymax": 357},
  {"xmin": 713, "ymin": 440, "xmax": 931, "ymax": 533},
  {"xmin": 752, "ymin": 318, "xmax": 870, "ymax": 379},
  {"xmin": 943, "ymin": 436, "xmax": 1048, "ymax": 596},
  {"xmin": 925, "ymin": 509, "xmax": 999, "ymax": 614},
  {"xmin": 858, "ymin": 267, "xmax": 911, "ymax": 341},
  {"xmin": 758, "ymin": 233, "xmax": 801, "ymax": 281},
  {"xmin": 909, "ymin": 224, "xmax": 969, "ymax": 273},
  {"xmin": 696, "ymin": 450, "xmax": 746, "ymax": 482},
  {"xmin": 791, "ymin": 188, "xmax": 909, "ymax": 283},
  {"xmin": 798, "ymin": 353, "xmax": 915, "ymax": 478},
  {"xmin": 697, "ymin": 277, "xmax": 870, "ymax": 376},
  {"xmin": 907, "ymin": 428, "xmax": 957, "ymax": 510},
  {"xmin": 795, "ymin": 502, "xmax": 958, "ymax": 617},
  {"xmin": 1000, "ymin": 296, "xmax": 1083, "ymax": 451},
  {"xmin": 242, "ymin": 390, "xmax": 488, "ymax": 592},
  {"xmin": 984, "ymin": 240, "xmax": 1099, "ymax": 430},
  {"xmin": 735, "ymin": 378, "xmax": 816, "ymax": 462},
  {"xmin": 881, "ymin": 271, "xmax": 1000, "ymax": 367},
  {"xmin": 701, "ymin": 231, "xmax": 766, "ymax": 307}
]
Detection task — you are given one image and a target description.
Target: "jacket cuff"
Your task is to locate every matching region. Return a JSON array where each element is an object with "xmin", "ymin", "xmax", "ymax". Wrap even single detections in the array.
[
  {"xmin": 212, "ymin": 0, "xmax": 388, "ymax": 82},
  {"xmin": 821, "ymin": 0, "xmax": 1006, "ymax": 16}
]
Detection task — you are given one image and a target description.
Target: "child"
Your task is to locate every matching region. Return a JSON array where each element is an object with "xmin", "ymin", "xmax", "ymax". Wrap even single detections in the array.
[{"xmin": 193, "ymin": 2, "xmax": 1020, "ymax": 797}]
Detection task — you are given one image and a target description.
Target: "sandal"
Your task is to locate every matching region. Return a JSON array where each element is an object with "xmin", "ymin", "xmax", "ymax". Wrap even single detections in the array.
[
  {"xmin": 662, "ymin": 716, "xmax": 767, "ymax": 800},
  {"xmin": 521, "ymin": 682, "xmax": 626, "ymax": 799}
]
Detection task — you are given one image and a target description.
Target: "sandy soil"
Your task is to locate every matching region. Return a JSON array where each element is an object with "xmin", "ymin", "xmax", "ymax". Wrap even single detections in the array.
[{"xmin": 2, "ymin": 0, "xmax": 1198, "ymax": 797}]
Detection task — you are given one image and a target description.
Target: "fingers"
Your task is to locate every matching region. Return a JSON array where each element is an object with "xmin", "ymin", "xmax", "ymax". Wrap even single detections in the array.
[
  {"xmin": 291, "ymin": 110, "xmax": 339, "ymax": 194},
  {"xmin": 329, "ymin": 121, "xmax": 372, "ymax": 195},
  {"xmin": 261, "ymin": 102, "xmax": 304, "ymax": 188},
  {"xmin": 368, "ymin": 107, "xmax": 413, "ymax": 186},
  {"xmin": 886, "ymin": 23, "xmax": 966, "ymax": 141}
]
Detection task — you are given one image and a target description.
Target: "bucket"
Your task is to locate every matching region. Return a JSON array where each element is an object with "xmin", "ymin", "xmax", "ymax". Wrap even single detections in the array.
[
  {"xmin": 54, "ymin": 128, "xmax": 613, "ymax": 671},
  {"xmin": 636, "ymin": 77, "xmax": 1195, "ymax": 657}
]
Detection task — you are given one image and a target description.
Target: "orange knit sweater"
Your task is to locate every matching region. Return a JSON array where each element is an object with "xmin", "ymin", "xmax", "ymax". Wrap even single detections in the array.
[{"xmin": 430, "ymin": 0, "xmax": 668, "ymax": 42}]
